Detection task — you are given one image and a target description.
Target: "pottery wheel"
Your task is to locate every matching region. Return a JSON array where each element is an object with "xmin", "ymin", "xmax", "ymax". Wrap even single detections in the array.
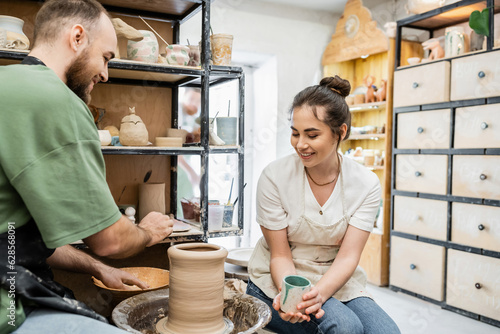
[{"xmin": 155, "ymin": 316, "xmax": 234, "ymax": 334}]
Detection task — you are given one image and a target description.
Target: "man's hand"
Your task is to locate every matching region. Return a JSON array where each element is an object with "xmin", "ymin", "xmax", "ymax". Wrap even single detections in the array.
[
  {"xmin": 138, "ymin": 212, "xmax": 174, "ymax": 247},
  {"xmin": 96, "ymin": 264, "xmax": 149, "ymax": 290}
]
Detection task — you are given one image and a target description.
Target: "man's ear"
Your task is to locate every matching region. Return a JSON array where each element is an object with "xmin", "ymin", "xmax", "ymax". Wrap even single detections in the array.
[{"xmin": 69, "ymin": 24, "xmax": 86, "ymax": 52}]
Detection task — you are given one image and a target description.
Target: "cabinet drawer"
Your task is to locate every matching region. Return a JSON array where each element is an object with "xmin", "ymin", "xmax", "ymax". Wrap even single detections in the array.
[
  {"xmin": 452, "ymin": 203, "xmax": 500, "ymax": 253},
  {"xmin": 447, "ymin": 249, "xmax": 500, "ymax": 321},
  {"xmin": 393, "ymin": 196, "xmax": 447, "ymax": 240},
  {"xmin": 394, "ymin": 61, "xmax": 450, "ymax": 107},
  {"xmin": 395, "ymin": 155, "xmax": 448, "ymax": 195},
  {"xmin": 390, "ymin": 237, "xmax": 445, "ymax": 301},
  {"xmin": 454, "ymin": 104, "xmax": 500, "ymax": 149},
  {"xmin": 451, "ymin": 50, "xmax": 500, "ymax": 100},
  {"xmin": 397, "ymin": 109, "xmax": 450, "ymax": 149},
  {"xmin": 452, "ymin": 155, "xmax": 500, "ymax": 200}
]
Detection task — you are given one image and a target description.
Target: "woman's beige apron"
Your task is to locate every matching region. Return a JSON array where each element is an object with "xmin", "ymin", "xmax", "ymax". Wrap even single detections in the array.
[{"xmin": 248, "ymin": 167, "xmax": 372, "ymax": 302}]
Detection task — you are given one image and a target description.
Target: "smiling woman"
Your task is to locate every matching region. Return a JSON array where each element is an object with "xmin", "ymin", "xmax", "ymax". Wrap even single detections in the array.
[{"xmin": 246, "ymin": 76, "xmax": 400, "ymax": 334}]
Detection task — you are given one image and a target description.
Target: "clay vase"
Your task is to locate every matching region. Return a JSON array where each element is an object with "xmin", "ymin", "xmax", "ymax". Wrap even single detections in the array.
[
  {"xmin": 119, "ymin": 107, "xmax": 149, "ymax": 146},
  {"xmin": 164, "ymin": 44, "xmax": 190, "ymax": 66},
  {"xmin": 127, "ymin": 30, "xmax": 159, "ymax": 63},
  {"xmin": 157, "ymin": 243, "xmax": 229, "ymax": 334},
  {"xmin": 210, "ymin": 34, "xmax": 233, "ymax": 66},
  {"xmin": 138, "ymin": 183, "xmax": 166, "ymax": 222}
]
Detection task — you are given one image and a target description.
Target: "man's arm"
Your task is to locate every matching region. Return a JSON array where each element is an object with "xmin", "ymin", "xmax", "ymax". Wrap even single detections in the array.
[
  {"xmin": 83, "ymin": 212, "xmax": 174, "ymax": 259},
  {"xmin": 47, "ymin": 244, "xmax": 149, "ymax": 289}
]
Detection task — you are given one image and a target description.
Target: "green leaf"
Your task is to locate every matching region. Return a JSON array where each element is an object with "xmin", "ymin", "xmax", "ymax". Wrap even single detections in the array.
[{"xmin": 469, "ymin": 8, "xmax": 489, "ymax": 37}]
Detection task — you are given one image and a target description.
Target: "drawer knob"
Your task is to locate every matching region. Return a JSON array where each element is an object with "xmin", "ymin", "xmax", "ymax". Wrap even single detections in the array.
[
  {"xmin": 417, "ymin": 127, "xmax": 424, "ymax": 133},
  {"xmin": 412, "ymin": 82, "xmax": 419, "ymax": 89},
  {"xmin": 478, "ymin": 224, "xmax": 485, "ymax": 231},
  {"xmin": 475, "ymin": 283, "xmax": 482, "ymax": 289},
  {"xmin": 480, "ymin": 122, "xmax": 488, "ymax": 130},
  {"xmin": 478, "ymin": 71, "xmax": 485, "ymax": 79},
  {"xmin": 410, "ymin": 264, "xmax": 416, "ymax": 270},
  {"xmin": 480, "ymin": 174, "xmax": 487, "ymax": 180},
  {"xmin": 413, "ymin": 215, "xmax": 421, "ymax": 222},
  {"xmin": 415, "ymin": 171, "xmax": 422, "ymax": 177}
]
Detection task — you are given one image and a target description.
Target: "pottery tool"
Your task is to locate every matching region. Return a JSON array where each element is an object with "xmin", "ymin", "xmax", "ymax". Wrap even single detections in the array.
[
  {"xmin": 139, "ymin": 16, "xmax": 169, "ymax": 46},
  {"xmin": 227, "ymin": 178, "xmax": 234, "ymax": 205},
  {"xmin": 232, "ymin": 183, "xmax": 247, "ymax": 206},
  {"xmin": 211, "ymin": 111, "xmax": 219, "ymax": 123},
  {"xmin": 227, "ymin": 100, "xmax": 231, "ymax": 117}
]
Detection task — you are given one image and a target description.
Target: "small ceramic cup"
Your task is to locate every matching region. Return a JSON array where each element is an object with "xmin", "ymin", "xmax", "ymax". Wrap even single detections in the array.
[{"xmin": 280, "ymin": 275, "xmax": 311, "ymax": 314}]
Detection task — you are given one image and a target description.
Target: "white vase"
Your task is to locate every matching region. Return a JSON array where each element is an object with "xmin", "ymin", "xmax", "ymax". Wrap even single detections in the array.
[
  {"xmin": 0, "ymin": 15, "xmax": 30, "ymax": 50},
  {"xmin": 445, "ymin": 26, "xmax": 466, "ymax": 58}
]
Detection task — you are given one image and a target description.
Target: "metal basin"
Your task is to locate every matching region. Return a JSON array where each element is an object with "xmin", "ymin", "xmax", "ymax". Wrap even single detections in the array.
[{"xmin": 112, "ymin": 288, "xmax": 271, "ymax": 334}]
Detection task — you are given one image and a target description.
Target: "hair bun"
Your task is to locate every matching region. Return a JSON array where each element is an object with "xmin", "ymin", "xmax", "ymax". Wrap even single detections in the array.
[{"xmin": 319, "ymin": 76, "xmax": 351, "ymax": 98}]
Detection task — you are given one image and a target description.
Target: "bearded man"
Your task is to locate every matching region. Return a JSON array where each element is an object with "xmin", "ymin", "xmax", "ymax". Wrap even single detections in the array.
[{"xmin": 0, "ymin": 1, "xmax": 174, "ymax": 333}]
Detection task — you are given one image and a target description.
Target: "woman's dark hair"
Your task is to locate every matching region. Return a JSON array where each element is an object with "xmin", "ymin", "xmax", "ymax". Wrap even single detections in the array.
[{"xmin": 290, "ymin": 75, "xmax": 351, "ymax": 146}]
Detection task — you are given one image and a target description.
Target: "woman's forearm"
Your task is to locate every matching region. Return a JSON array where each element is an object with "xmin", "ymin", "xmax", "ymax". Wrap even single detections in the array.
[
  {"xmin": 315, "ymin": 256, "xmax": 359, "ymax": 303},
  {"xmin": 270, "ymin": 256, "xmax": 296, "ymax": 291}
]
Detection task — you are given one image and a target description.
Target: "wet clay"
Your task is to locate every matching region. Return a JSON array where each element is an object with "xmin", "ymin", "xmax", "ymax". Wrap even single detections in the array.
[{"xmin": 159, "ymin": 243, "xmax": 229, "ymax": 334}]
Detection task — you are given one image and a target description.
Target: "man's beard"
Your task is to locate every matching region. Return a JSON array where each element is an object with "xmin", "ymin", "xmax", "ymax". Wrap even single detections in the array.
[{"xmin": 66, "ymin": 48, "xmax": 93, "ymax": 105}]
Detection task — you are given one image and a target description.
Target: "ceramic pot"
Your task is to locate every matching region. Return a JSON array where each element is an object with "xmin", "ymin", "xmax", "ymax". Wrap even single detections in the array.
[
  {"xmin": 163, "ymin": 44, "xmax": 190, "ymax": 66},
  {"xmin": 127, "ymin": 30, "xmax": 159, "ymax": 63},
  {"xmin": 119, "ymin": 107, "xmax": 149, "ymax": 146},
  {"xmin": 405, "ymin": 0, "xmax": 445, "ymax": 14},
  {"xmin": 160, "ymin": 243, "xmax": 229, "ymax": 334},
  {"xmin": 210, "ymin": 34, "xmax": 233, "ymax": 66},
  {"xmin": 0, "ymin": 15, "xmax": 29, "ymax": 50},
  {"xmin": 188, "ymin": 45, "xmax": 201, "ymax": 66},
  {"xmin": 98, "ymin": 130, "xmax": 112, "ymax": 146}
]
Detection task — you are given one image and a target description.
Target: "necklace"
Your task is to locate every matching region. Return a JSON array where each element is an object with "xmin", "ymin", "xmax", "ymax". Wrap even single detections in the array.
[{"xmin": 305, "ymin": 167, "xmax": 338, "ymax": 186}]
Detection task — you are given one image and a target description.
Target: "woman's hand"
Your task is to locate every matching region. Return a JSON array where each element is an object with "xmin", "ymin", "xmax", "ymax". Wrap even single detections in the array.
[
  {"xmin": 272, "ymin": 292, "xmax": 311, "ymax": 323},
  {"xmin": 297, "ymin": 286, "xmax": 325, "ymax": 319}
]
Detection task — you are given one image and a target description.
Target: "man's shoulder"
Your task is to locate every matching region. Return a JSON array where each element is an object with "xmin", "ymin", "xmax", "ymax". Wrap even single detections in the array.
[{"xmin": 1, "ymin": 64, "xmax": 64, "ymax": 93}]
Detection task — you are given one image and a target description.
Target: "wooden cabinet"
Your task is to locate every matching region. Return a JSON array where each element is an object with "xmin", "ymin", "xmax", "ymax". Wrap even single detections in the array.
[
  {"xmin": 395, "ymin": 154, "xmax": 448, "ymax": 194},
  {"xmin": 391, "ymin": 0, "xmax": 500, "ymax": 328},
  {"xmin": 393, "ymin": 62, "xmax": 450, "ymax": 107},
  {"xmin": 0, "ymin": 0, "xmax": 245, "ymax": 242},
  {"xmin": 454, "ymin": 104, "xmax": 500, "ymax": 148},
  {"xmin": 390, "ymin": 236, "xmax": 445, "ymax": 301},
  {"xmin": 447, "ymin": 249, "xmax": 500, "ymax": 322},
  {"xmin": 451, "ymin": 50, "xmax": 500, "ymax": 100},
  {"xmin": 393, "ymin": 196, "xmax": 447, "ymax": 240},
  {"xmin": 396, "ymin": 109, "xmax": 450, "ymax": 149}
]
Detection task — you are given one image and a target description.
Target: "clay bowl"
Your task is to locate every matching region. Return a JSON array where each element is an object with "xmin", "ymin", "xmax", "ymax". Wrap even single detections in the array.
[{"xmin": 92, "ymin": 267, "xmax": 169, "ymax": 304}]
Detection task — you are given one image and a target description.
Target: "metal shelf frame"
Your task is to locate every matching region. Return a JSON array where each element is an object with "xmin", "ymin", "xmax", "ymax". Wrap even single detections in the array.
[{"xmin": 0, "ymin": 0, "xmax": 246, "ymax": 243}]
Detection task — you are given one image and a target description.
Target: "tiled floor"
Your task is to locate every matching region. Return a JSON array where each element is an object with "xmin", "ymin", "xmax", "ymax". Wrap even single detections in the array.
[{"xmin": 257, "ymin": 284, "xmax": 500, "ymax": 333}]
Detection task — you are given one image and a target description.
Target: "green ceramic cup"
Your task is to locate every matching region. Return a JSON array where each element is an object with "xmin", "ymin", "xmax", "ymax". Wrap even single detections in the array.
[{"xmin": 280, "ymin": 275, "xmax": 311, "ymax": 314}]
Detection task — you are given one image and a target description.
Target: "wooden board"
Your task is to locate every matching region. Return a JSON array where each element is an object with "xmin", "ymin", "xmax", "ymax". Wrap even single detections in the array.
[
  {"xmin": 359, "ymin": 231, "xmax": 387, "ymax": 286},
  {"xmin": 322, "ymin": 0, "xmax": 388, "ymax": 64}
]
